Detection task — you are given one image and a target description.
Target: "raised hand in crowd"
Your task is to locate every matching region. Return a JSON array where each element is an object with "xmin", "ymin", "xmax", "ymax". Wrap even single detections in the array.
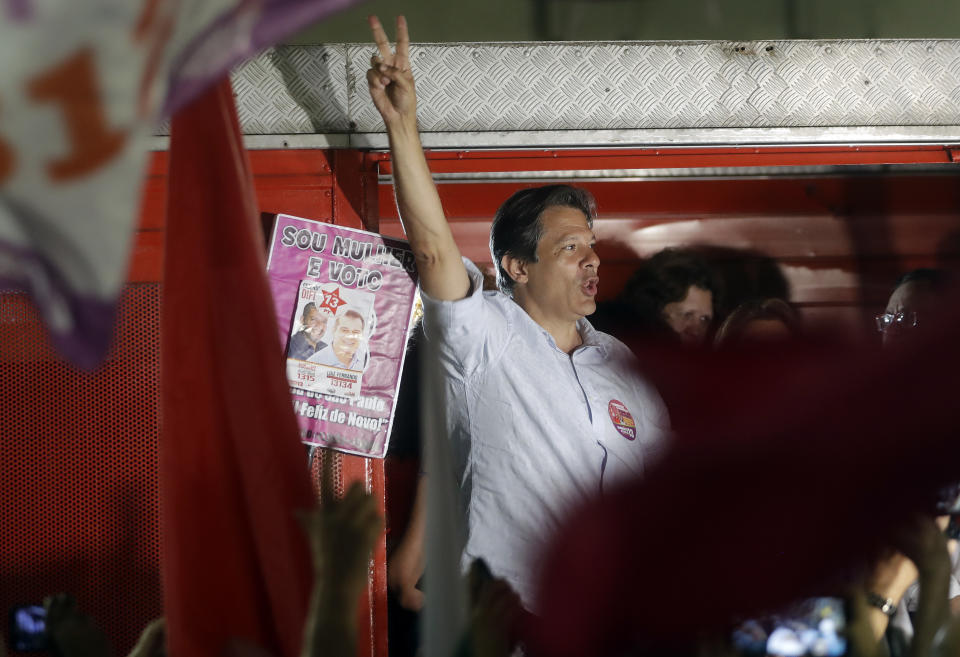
[
  {"xmin": 126, "ymin": 618, "xmax": 165, "ymax": 657},
  {"xmin": 849, "ymin": 514, "xmax": 954, "ymax": 657},
  {"xmin": 366, "ymin": 15, "xmax": 416, "ymax": 130},
  {"xmin": 365, "ymin": 14, "xmax": 470, "ymax": 303},
  {"xmin": 463, "ymin": 559, "xmax": 526, "ymax": 657},
  {"xmin": 299, "ymin": 453, "xmax": 383, "ymax": 657},
  {"xmin": 44, "ymin": 593, "xmax": 112, "ymax": 657},
  {"xmin": 863, "ymin": 550, "xmax": 921, "ymax": 644},
  {"xmin": 895, "ymin": 515, "xmax": 952, "ymax": 657},
  {"xmin": 847, "ymin": 588, "xmax": 887, "ymax": 657}
]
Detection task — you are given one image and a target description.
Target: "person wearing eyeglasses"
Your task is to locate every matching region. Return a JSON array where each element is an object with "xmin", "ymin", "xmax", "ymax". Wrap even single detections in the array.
[
  {"xmin": 876, "ymin": 269, "xmax": 950, "ymax": 349},
  {"xmin": 868, "ymin": 268, "xmax": 960, "ymax": 651}
]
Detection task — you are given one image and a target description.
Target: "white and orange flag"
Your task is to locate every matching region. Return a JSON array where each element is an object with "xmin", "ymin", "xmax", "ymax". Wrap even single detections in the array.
[{"xmin": 0, "ymin": 0, "xmax": 360, "ymax": 367}]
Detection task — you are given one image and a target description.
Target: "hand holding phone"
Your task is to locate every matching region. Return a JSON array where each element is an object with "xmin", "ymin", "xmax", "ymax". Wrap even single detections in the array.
[{"xmin": 42, "ymin": 594, "xmax": 111, "ymax": 657}]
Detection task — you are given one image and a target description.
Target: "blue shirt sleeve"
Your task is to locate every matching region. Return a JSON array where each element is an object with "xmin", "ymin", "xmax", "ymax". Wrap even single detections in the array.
[{"xmin": 419, "ymin": 258, "xmax": 513, "ymax": 380}]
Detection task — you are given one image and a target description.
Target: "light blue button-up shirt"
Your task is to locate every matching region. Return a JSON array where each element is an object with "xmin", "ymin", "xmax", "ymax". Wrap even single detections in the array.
[{"xmin": 423, "ymin": 260, "xmax": 670, "ymax": 609}]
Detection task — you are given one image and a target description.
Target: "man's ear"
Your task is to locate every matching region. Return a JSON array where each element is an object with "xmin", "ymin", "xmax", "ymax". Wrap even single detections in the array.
[{"xmin": 501, "ymin": 254, "xmax": 529, "ymax": 286}]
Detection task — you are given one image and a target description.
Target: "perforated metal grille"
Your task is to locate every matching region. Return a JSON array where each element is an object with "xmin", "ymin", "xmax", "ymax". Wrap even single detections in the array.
[
  {"xmin": 308, "ymin": 445, "xmax": 344, "ymax": 502},
  {"xmin": 0, "ymin": 285, "xmax": 162, "ymax": 656}
]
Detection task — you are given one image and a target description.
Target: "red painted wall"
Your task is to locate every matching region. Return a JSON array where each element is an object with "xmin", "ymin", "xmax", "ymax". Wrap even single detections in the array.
[
  {"xmin": 2, "ymin": 143, "xmax": 958, "ymax": 657},
  {"xmin": 0, "ymin": 148, "xmax": 387, "ymax": 657}
]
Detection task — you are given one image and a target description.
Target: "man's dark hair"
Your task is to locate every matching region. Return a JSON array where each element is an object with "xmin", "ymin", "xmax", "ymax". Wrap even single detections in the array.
[
  {"xmin": 489, "ymin": 185, "xmax": 597, "ymax": 294},
  {"xmin": 336, "ymin": 308, "xmax": 365, "ymax": 330},
  {"xmin": 894, "ymin": 268, "xmax": 950, "ymax": 293},
  {"xmin": 301, "ymin": 302, "xmax": 318, "ymax": 324}
]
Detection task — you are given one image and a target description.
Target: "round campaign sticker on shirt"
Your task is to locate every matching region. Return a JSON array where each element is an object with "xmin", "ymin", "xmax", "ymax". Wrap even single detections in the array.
[{"xmin": 607, "ymin": 399, "xmax": 637, "ymax": 441}]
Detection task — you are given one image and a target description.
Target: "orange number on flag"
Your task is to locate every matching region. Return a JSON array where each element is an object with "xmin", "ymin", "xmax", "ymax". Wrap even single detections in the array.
[
  {"xmin": 134, "ymin": 0, "xmax": 166, "ymax": 40},
  {"xmin": 27, "ymin": 48, "xmax": 127, "ymax": 181},
  {"xmin": 134, "ymin": 0, "xmax": 176, "ymax": 117}
]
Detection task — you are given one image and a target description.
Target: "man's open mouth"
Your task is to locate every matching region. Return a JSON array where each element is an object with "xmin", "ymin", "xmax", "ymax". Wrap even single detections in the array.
[{"xmin": 581, "ymin": 277, "xmax": 599, "ymax": 296}]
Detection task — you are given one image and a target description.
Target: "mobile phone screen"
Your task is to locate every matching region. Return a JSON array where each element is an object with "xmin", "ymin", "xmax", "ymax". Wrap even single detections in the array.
[
  {"xmin": 936, "ymin": 482, "xmax": 960, "ymax": 516},
  {"xmin": 8, "ymin": 605, "xmax": 48, "ymax": 652},
  {"xmin": 732, "ymin": 597, "xmax": 847, "ymax": 657}
]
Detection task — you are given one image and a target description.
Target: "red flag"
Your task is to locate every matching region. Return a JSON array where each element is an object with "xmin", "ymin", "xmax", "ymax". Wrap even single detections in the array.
[
  {"xmin": 531, "ymin": 321, "xmax": 960, "ymax": 657},
  {"xmin": 160, "ymin": 78, "xmax": 314, "ymax": 657}
]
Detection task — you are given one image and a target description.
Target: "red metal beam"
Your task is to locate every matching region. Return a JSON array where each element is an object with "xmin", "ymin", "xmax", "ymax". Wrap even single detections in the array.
[{"xmin": 376, "ymin": 145, "xmax": 956, "ymax": 174}]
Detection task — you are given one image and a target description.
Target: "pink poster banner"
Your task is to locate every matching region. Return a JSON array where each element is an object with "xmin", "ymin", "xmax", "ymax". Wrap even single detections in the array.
[{"xmin": 266, "ymin": 214, "xmax": 419, "ymax": 459}]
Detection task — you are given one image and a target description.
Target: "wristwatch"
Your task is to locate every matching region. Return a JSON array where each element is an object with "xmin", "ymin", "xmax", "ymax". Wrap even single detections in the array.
[{"xmin": 866, "ymin": 592, "xmax": 898, "ymax": 617}]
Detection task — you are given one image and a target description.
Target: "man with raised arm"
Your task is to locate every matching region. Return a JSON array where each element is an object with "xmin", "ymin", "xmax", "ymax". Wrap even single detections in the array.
[{"xmin": 367, "ymin": 16, "xmax": 670, "ymax": 611}]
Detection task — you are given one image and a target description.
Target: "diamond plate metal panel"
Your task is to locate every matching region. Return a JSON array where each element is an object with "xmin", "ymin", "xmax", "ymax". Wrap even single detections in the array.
[
  {"xmin": 347, "ymin": 40, "xmax": 960, "ymax": 133},
  {"xmin": 155, "ymin": 45, "xmax": 349, "ymax": 136},
  {"xmin": 235, "ymin": 45, "xmax": 350, "ymax": 133},
  {"xmin": 154, "ymin": 40, "xmax": 960, "ymax": 139}
]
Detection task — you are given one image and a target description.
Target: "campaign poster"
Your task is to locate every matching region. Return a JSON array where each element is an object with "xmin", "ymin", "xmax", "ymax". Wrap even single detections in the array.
[
  {"xmin": 266, "ymin": 215, "xmax": 419, "ymax": 458},
  {"xmin": 286, "ymin": 280, "xmax": 376, "ymax": 398}
]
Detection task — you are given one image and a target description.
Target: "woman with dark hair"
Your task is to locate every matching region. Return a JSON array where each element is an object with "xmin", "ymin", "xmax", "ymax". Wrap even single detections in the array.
[{"xmin": 607, "ymin": 248, "xmax": 721, "ymax": 345}]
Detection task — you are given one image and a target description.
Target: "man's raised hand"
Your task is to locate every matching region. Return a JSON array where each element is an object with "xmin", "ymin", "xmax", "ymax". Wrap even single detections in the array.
[
  {"xmin": 365, "ymin": 15, "xmax": 471, "ymax": 302},
  {"xmin": 367, "ymin": 16, "xmax": 416, "ymax": 128}
]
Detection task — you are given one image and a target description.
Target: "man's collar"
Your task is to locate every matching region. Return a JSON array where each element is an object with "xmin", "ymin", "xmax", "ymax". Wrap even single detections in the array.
[
  {"xmin": 576, "ymin": 317, "xmax": 607, "ymax": 353},
  {"xmin": 532, "ymin": 317, "xmax": 607, "ymax": 356}
]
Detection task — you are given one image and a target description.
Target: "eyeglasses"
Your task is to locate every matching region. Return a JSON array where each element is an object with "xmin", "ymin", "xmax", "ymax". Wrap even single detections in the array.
[{"xmin": 875, "ymin": 311, "xmax": 919, "ymax": 333}]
